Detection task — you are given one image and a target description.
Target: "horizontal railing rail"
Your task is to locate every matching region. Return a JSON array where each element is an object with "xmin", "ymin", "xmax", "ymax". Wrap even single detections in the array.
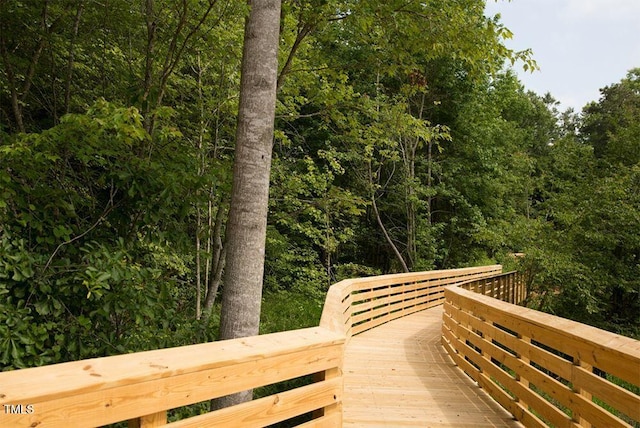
[
  {"xmin": 320, "ymin": 265, "xmax": 503, "ymax": 338},
  {"xmin": 0, "ymin": 327, "xmax": 344, "ymax": 428},
  {"xmin": 442, "ymin": 273, "xmax": 640, "ymax": 428}
]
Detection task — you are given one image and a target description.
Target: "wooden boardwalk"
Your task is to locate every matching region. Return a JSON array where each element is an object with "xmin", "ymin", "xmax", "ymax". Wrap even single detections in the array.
[{"xmin": 342, "ymin": 307, "xmax": 523, "ymax": 427}]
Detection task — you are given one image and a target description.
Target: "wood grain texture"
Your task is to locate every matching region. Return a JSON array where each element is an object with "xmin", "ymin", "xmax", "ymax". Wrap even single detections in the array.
[
  {"xmin": 0, "ymin": 327, "xmax": 344, "ymax": 427},
  {"xmin": 343, "ymin": 307, "xmax": 523, "ymax": 427},
  {"xmin": 444, "ymin": 285, "xmax": 640, "ymax": 428},
  {"xmin": 166, "ymin": 378, "xmax": 342, "ymax": 428}
]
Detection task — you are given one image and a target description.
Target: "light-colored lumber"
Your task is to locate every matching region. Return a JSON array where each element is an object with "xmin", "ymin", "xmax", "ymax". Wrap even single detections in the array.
[
  {"xmin": 443, "ymin": 324, "xmax": 574, "ymax": 428},
  {"xmin": 0, "ymin": 327, "xmax": 344, "ymax": 427},
  {"xmin": 166, "ymin": 377, "xmax": 342, "ymax": 428},
  {"xmin": 0, "ymin": 327, "xmax": 343, "ymax": 405},
  {"xmin": 444, "ymin": 284, "xmax": 640, "ymax": 428},
  {"xmin": 319, "ymin": 265, "xmax": 504, "ymax": 341},
  {"xmin": 319, "ymin": 282, "xmax": 353, "ymax": 336},
  {"xmin": 128, "ymin": 411, "xmax": 167, "ymax": 428},
  {"xmin": 446, "ymin": 287, "xmax": 640, "ymax": 385},
  {"xmin": 342, "ymin": 307, "xmax": 523, "ymax": 427},
  {"xmin": 346, "ymin": 265, "xmax": 502, "ymax": 291}
]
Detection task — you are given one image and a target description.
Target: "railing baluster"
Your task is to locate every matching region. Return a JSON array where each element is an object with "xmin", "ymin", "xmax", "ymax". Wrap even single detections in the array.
[
  {"xmin": 572, "ymin": 361, "xmax": 594, "ymax": 428},
  {"xmin": 321, "ymin": 367, "xmax": 343, "ymax": 424},
  {"xmin": 518, "ymin": 334, "xmax": 531, "ymax": 390},
  {"xmin": 512, "ymin": 274, "xmax": 516, "ymax": 303},
  {"xmin": 128, "ymin": 411, "xmax": 167, "ymax": 428}
]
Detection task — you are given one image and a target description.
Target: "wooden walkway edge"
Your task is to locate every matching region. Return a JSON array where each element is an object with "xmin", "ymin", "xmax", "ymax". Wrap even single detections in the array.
[{"xmin": 342, "ymin": 307, "xmax": 523, "ymax": 427}]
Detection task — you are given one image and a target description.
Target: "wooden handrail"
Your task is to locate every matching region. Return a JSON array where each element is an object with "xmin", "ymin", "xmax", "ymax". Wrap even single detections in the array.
[
  {"xmin": 0, "ymin": 327, "xmax": 344, "ymax": 427},
  {"xmin": 320, "ymin": 265, "xmax": 503, "ymax": 338},
  {"xmin": 0, "ymin": 265, "xmax": 502, "ymax": 427},
  {"xmin": 442, "ymin": 273, "xmax": 640, "ymax": 428}
]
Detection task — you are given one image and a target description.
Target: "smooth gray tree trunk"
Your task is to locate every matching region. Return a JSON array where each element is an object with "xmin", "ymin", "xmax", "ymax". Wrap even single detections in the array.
[{"xmin": 213, "ymin": 0, "xmax": 281, "ymax": 409}]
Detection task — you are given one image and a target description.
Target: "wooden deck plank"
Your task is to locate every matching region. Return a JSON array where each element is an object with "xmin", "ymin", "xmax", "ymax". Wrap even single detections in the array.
[{"xmin": 343, "ymin": 307, "xmax": 523, "ymax": 427}]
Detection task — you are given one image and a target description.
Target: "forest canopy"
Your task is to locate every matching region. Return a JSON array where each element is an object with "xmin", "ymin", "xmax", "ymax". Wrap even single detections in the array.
[{"xmin": 1, "ymin": 0, "xmax": 638, "ymax": 371}]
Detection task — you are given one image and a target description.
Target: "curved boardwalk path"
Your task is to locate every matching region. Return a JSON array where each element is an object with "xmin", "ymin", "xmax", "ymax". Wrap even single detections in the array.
[{"xmin": 342, "ymin": 307, "xmax": 523, "ymax": 427}]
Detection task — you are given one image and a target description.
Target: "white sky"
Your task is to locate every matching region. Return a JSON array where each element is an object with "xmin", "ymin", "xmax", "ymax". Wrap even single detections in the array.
[{"xmin": 484, "ymin": 0, "xmax": 640, "ymax": 112}]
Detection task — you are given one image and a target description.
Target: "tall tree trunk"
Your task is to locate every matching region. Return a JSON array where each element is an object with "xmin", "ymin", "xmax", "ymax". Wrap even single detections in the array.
[
  {"xmin": 214, "ymin": 0, "xmax": 281, "ymax": 409},
  {"xmin": 369, "ymin": 161, "xmax": 410, "ymax": 273},
  {"xmin": 195, "ymin": 51, "xmax": 207, "ymax": 320},
  {"xmin": 404, "ymin": 93, "xmax": 426, "ymax": 269},
  {"xmin": 372, "ymin": 193, "xmax": 410, "ymax": 273},
  {"xmin": 203, "ymin": 203, "xmax": 226, "ymax": 316},
  {"xmin": 405, "ymin": 137, "xmax": 417, "ymax": 270},
  {"xmin": 196, "ymin": 207, "xmax": 202, "ymax": 320}
]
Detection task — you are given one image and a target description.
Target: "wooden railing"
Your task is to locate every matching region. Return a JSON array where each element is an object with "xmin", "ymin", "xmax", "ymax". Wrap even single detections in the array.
[
  {"xmin": 0, "ymin": 327, "xmax": 344, "ymax": 428},
  {"xmin": 7, "ymin": 266, "xmax": 637, "ymax": 428},
  {"xmin": 442, "ymin": 272, "xmax": 640, "ymax": 428},
  {"xmin": 0, "ymin": 265, "xmax": 502, "ymax": 428},
  {"xmin": 457, "ymin": 271, "xmax": 527, "ymax": 304},
  {"xmin": 320, "ymin": 265, "xmax": 503, "ymax": 338}
]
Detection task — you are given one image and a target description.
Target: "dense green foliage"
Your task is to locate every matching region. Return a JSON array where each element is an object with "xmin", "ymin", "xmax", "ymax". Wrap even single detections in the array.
[
  {"xmin": 522, "ymin": 70, "xmax": 640, "ymax": 337},
  {"xmin": 1, "ymin": 0, "xmax": 638, "ymax": 371}
]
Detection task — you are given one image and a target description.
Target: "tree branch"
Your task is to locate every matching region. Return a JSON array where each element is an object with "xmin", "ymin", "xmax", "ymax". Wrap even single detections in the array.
[{"xmin": 41, "ymin": 199, "xmax": 117, "ymax": 274}]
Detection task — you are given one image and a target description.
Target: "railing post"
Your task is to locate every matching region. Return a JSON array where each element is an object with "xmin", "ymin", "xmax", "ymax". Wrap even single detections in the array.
[
  {"xmin": 507, "ymin": 275, "xmax": 516, "ymax": 303},
  {"xmin": 128, "ymin": 411, "xmax": 167, "ymax": 428},
  {"xmin": 572, "ymin": 361, "xmax": 594, "ymax": 428},
  {"xmin": 503, "ymin": 275, "xmax": 507, "ymax": 301},
  {"xmin": 515, "ymin": 334, "xmax": 532, "ymax": 421},
  {"xmin": 313, "ymin": 366, "xmax": 343, "ymax": 424}
]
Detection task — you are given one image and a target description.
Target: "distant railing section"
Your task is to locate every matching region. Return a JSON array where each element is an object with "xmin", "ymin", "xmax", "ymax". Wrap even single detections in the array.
[
  {"xmin": 320, "ymin": 265, "xmax": 503, "ymax": 338},
  {"xmin": 442, "ymin": 273, "xmax": 640, "ymax": 428},
  {"xmin": 458, "ymin": 271, "xmax": 527, "ymax": 304}
]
